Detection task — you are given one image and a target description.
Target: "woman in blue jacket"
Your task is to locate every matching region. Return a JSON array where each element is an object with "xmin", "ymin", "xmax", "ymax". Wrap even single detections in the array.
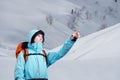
[{"xmin": 14, "ymin": 29, "xmax": 80, "ymax": 80}]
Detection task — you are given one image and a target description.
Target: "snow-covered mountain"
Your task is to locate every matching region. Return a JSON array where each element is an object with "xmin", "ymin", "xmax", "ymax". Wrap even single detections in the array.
[
  {"xmin": 0, "ymin": 23, "xmax": 120, "ymax": 80},
  {"xmin": 67, "ymin": 0, "xmax": 120, "ymax": 35},
  {"xmin": 0, "ymin": 0, "xmax": 120, "ymax": 79},
  {"xmin": 49, "ymin": 23, "xmax": 120, "ymax": 80},
  {"xmin": 0, "ymin": 0, "xmax": 75, "ymax": 50},
  {"xmin": 0, "ymin": 0, "xmax": 120, "ymax": 50}
]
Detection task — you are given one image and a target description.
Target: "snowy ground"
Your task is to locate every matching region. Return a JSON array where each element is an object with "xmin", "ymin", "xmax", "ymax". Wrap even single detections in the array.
[
  {"xmin": 0, "ymin": 0, "xmax": 120, "ymax": 80},
  {"xmin": 0, "ymin": 23, "xmax": 120, "ymax": 80}
]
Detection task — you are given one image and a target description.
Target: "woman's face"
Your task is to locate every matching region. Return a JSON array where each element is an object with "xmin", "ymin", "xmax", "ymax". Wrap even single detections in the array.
[{"xmin": 34, "ymin": 34, "xmax": 43, "ymax": 43}]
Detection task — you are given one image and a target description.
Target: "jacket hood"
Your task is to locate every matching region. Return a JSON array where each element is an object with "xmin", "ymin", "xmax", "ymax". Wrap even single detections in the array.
[
  {"xmin": 28, "ymin": 30, "xmax": 43, "ymax": 53},
  {"xmin": 28, "ymin": 30, "xmax": 39, "ymax": 43}
]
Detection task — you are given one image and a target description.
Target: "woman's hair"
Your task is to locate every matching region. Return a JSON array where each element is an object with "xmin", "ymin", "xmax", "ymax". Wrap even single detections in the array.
[{"xmin": 31, "ymin": 30, "xmax": 45, "ymax": 43}]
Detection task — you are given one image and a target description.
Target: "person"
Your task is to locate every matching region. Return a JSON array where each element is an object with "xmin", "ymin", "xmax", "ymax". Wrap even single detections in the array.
[{"xmin": 14, "ymin": 29, "xmax": 80, "ymax": 80}]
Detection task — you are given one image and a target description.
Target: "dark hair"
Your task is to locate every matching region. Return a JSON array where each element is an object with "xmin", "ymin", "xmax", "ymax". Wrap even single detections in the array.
[{"xmin": 31, "ymin": 30, "xmax": 45, "ymax": 44}]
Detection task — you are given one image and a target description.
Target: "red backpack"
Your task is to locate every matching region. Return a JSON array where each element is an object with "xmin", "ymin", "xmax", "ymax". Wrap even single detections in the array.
[{"xmin": 15, "ymin": 42, "xmax": 47, "ymax": 63}]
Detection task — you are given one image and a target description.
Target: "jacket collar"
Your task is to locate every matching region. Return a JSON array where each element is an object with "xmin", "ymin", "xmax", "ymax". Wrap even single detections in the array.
[{"xmin": 28, "ymin": 42, "xmax": 42, "ymax": 53}]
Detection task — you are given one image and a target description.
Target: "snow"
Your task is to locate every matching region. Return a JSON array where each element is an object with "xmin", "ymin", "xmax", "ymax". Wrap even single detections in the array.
[
  {"xmin": 0, "ymin": 0, "xmax": 120, "ymax": 80},
  {"xmin": 0, "ymin": 0, "xmax": 120, "ymax": 49},
  {"xmin": 0, "ymin": 23, "xmax": 120, "ymax": 80},
  {"xmin": 62, "ymin": 23, "xmax": 120, "ymax": 60},
  {"xmin": 0, "ymin": 57, "xmax": 15, "ymax": 80},
  {"xmin": 0, "ymin": 0, "xmax": 75, "ymax": 49},
  {"xmin": 48, "ymin": 23, "xmax": 120, "ymax": 80}
]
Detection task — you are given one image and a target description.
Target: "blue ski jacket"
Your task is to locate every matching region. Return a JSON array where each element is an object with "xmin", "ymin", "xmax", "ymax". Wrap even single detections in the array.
[{"xmin": 14, "ymin": 30, "xmax": 75, "ymax": 80}]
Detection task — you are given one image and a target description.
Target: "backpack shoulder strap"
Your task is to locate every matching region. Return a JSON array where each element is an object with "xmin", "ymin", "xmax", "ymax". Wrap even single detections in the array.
[
  {"xmin": 42, "ymin": 50, "xmax": 48, "ymax": 64},
  {"xmin": 42, "ymin": 50, "xmax": 46, "ymax": 56},
  {"xmin": 21, "ymin": 49, "xmax": 47, "ymax": 63},
  {"xmin": 21, "ymin": 49, "xmax": 28, "ymax": 62}
]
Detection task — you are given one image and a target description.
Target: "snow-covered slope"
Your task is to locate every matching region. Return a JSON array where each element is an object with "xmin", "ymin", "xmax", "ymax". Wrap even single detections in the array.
[
  {"xmin": 0, "ymin": 57, "xmax": 15, "ymax": 80},
  {"xmin": 48, "ymin": 23, "xmax": 120, "ymax": 80},
  {"xmin": 0, "ymin": 0, "xmax": 120, "ymax": 50},
  {"xmin": 0, "ymin": 0, "xmax": 120, "ymax": 79},
  {"xmin": 0, "ymin": 0, "xmax": 75, "ymax": 50},
  {"xmin": 62, "ymin": 23, "xmax": 120, "ymax": 60},
  {"xmin": 66, "ymin": 0, "xmax": 120, "ymax": 36},
  {"xmin": 0, "ymin": 23, "xmax": 119, "ymax": 80}
]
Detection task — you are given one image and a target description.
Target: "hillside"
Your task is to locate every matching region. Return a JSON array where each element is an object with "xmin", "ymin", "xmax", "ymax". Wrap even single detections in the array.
[
  {"xmin": 49, "ymin": 23, "xmax": 120, "ymax": 80},
  {"xmin": 0, "ymin": 23, "xmax": 120, "ymax": 80},
  {"xmin": 0, "ymin": 0, "xmax": 120, "ymax": 50}
]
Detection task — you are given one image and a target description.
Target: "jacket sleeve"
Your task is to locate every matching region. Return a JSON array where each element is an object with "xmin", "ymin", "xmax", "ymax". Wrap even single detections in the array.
[
  {"xmin": 47, "ymin": 38, "xmax": 75, "ymax": 67},
  {"xmin": 14, "ymin": 52, "xmax": 25, "ymax": 80}
]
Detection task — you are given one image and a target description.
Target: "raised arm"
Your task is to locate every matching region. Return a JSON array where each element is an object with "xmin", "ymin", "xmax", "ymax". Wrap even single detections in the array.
[{"xmin": 47, "ymin": 31, "xmax": 80, "ymax": 67}]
